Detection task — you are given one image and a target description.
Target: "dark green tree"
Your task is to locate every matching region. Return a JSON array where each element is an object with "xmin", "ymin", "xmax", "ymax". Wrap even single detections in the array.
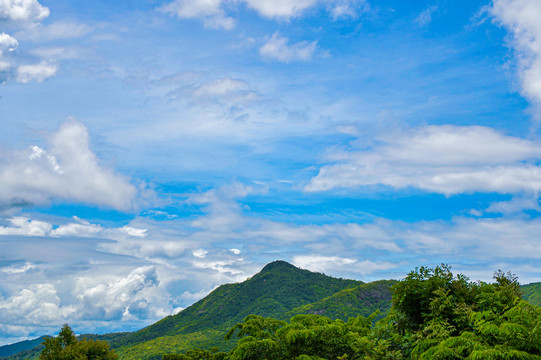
[{"xmin": 39, "ymin": 324, "xmax": 118, "ymax": 360}]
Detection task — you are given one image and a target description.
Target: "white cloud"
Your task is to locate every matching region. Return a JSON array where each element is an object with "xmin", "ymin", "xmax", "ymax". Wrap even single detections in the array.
[
  {"xmin": 120, "ymin": 226, "xmax": 148, "ymax": 238},
  {"xmin": 15, "ymin": 61, "xmax": 56, "ymax": 82},
  {"xmin": 330, "ymin": 0, "xmax": 368, "ymax": 20},
  {"xmin": 73, "ymin": 266, "xmax": 161, "ymax": 320},
  {"xmin": 229, "ymin": 248, "xmax": 241, "ymax": 255},
  {"xmin": 306, "ymin": 125, "xmax": 541, "ymax": 195},
  {"xmin": 242, "ymin": 0, "xmax": 319, "ymax": 18},
  {"xmin": 490, "ymin": 0, "xmax": 541, "ymax": 117},
  {"xmin": 293, "ymin": 255, "xmax": 398, "ymax": 276},
  {"xmin": 0, "ymin": 262, "xmax": 35, "ymax": 274},
  {"xmin": 192, "ymin": 248, "xmax": 208, "ymax": 258},
  {"xmin": 0, "ymin": 120, "xmax": 138, "ymax": 211},
  {"xmin": 193, "ymin": 78, "xmax": 249, "ymax": 96},
  {"xmin": 260, "ymin": 32, "xmax": 317, "ymax": 63},
  {"xmin": 0, "ymin": 32, "xmax": 18, "ymax": 50},
  {"xmin": 160, "ymin": 0, "xmax": 234, "ymax": 30},
  {"xmin": 16, "ymin": 21, "xmax": 91, "ymax": 41},
  {"xmin": 160, "ymin": 0, "xmax": 364, "ymax": 28},
  {"xmin": 50, "ymin": 222, "xmax": 102, "ymax": 237},
  {"xmin": 485, "ymin": 196, "xmax": 541, "ymax": 214},
  {"xmin": 0, "ymin": 284, "xmax": 76, "ymax": 325},
  {"xmin": 0, "ymin": 0, "xmax": 49, "ymax": 22},
  {"xmin": 192, "ymin": 258, "xmax": 246, "ymax": 275},
  {"xmin": 0, "ymin": 217, "xmax": 52, "ymax": 236},
  {"xmin": 0, "ymin": 2, "xmax": 85, "ymax": 84}
]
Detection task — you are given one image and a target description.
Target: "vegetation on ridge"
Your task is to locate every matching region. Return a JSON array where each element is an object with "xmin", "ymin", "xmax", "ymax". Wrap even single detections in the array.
[
  {"xmin": 162, "ymin": 265, "xmax": 541, "ymax": 360},
  {"xmin": 3, "ymin": 261, "xmax": 541, "ymax": 360},
  {"xmin": 110, "ymin": 261, "xmax": 362, "ymax": 350}
]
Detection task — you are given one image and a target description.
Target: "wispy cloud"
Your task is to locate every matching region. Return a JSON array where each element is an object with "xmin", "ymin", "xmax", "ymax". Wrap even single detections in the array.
[
  {"xmin": 414, "ymin": 5, "xmax": 438, "ymax": 27},
  {"xmin": 260, "ymin": 32, "xmax": 318, "ymax": 63},
  {"xmin": 159, "ymin": 0, "xmax": 235, "ymax": 30},
  {"xmin": 160, "ymin": 0, "xmax": 365, "ymax": 28}
]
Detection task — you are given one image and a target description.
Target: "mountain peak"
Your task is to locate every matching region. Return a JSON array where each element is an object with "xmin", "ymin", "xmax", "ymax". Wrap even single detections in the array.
[{"xmin": 259, "ymin": 260, "xmax": 297, "ymax": 273}]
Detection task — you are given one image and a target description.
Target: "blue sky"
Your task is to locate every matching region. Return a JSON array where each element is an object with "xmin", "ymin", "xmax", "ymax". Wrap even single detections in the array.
[{"xmin": 1, "ymin": 0, "xmax": 541, "ymax": 346}]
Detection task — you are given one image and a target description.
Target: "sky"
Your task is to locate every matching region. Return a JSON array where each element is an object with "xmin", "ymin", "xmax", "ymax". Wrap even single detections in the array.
[{"xmin": 1, "ymin": 0, "xmax": 541, "ymax": 346}]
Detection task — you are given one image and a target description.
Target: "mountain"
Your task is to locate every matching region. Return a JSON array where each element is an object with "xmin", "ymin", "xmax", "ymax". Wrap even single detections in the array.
[
  {"xmin": 287, "ymin": 279, "xmax": 397, "ymax": 320},
  {"xmin": 110, "ymin": 261, "xmax": 363, "ymax": 359},
  {"xmin": 0, "ymin": 337, "xmax": 46, "ymax": 358},
  {"xmin": 4, "ymin": 262, "xmax": 540, "ymax": 360},
  {"xmin": 522, "ymin": 282, "xmax": 541, "ymax": 307}
]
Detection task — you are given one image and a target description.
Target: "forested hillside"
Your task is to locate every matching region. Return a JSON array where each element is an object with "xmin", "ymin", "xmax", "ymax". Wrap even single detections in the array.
[
  {"xmin": 288, "ymin": 280, "xmax": 396, "ymax": 320},
  {"xmin": 109, "ymin": 261, "xmax": 363, "ymax": 359},
  {"xmin": 163, "ymin": 266, "xmax": 541, "ymax": 360},
  {"xmin": 2, "ymin": 262, "xmax": 540, "ymax": 360},
  {"xmin": 522, "ymin": 282, "xmax": 541, "ymax": 307}
]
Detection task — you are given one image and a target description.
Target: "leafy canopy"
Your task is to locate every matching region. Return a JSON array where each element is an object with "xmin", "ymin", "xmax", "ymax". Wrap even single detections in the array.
[{"xmin": 39, "ymin": 324, "xmax": 118, "ymax": 360}]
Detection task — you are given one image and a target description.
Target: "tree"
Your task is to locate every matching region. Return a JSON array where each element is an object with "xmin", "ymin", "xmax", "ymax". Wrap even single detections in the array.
[{"xmin": 39, "ymin": 324, "xmax": 118, "ymax": 360}]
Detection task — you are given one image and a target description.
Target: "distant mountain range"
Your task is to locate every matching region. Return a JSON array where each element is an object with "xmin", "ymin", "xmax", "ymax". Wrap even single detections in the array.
[{"xmin": 2, "ymin": 261, "xmax": 540, "ymax": 360}]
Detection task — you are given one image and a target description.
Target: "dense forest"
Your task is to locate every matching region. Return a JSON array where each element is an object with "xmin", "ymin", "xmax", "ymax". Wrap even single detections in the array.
[
  {"xmin": 3, "ymin": 263, "xmax": 541, "ymax": 360},
  {"xmin": 158, "ymin": 265, "xmax": 541, "ymax": 360}
]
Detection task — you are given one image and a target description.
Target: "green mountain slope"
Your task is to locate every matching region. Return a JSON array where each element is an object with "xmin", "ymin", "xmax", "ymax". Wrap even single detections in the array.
[
  {"xmin": 5, "ymin": 262, "xmax": 540, "ymax": 360},
  {"xmin": 287, "ymin": 279, "xmax": 397, "ymax": 320},
  {"xmin": 110, "ymin": 261, "xmax": 362, "ymax": 355},
  {"xmin": 522, "ymin": 282, "xmax": 541, "ymax": 307},
  {"xmin": 0, "ymin": 333, "xmax": 129, "ymax": 360},
  {"xmin": 0, "ymin": 337, "xmax": 46, "ymax": 358}
]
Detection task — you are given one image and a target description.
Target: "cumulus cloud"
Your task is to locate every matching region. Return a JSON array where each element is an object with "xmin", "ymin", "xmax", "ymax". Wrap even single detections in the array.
[
  {"xmin": 0, "ymin": 32, "xmax": 18, "ymax": 51},
  {"xmin": 0, "ymin": 265, "xmax": 167, "ymax": 338},
  {"xmin": 306, "ymin": 125, "xmax": 541, "ymax": 195},
  {"xmin": 0, "ymin": 0, "xmax": 49, "ymax": 22},
  {"xmin": 0, "ymin": 217, "xmax": 52, "ymax": 236},
  {"xmin": 490, "ymin": 0, "xmax": 541, "ymax": 117},
  {"xmin": 73, "ymin": 266, "xmax": 161, "ymax": 320},
  {"xmin": 0, "ymin": 284, "xmax": 76, "ymax": 325},
  {"xmin": 0, "ymin": 120, "xmax": 138, "ymax": 211},
  {"xmin": 0, "ymin": 0, "xmax": 60, "ymax": 83},
  {"xmin": 260, "ymin": 32, "xmax": 317, "ymax": 63}
]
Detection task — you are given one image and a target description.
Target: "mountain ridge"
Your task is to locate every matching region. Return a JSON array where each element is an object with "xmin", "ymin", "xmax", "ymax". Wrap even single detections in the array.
[{"xmin": 3, "ymin": 261, "xmax": 540, "ymax": 360}]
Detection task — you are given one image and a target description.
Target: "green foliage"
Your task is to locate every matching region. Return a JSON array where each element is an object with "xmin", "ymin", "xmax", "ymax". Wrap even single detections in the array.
[
  {"xmin": 39, "ymin": 324, "xmax": 118, "ymax": 360},
  {"xmin": 6, "ymin": 262, "xmax": 541, "ymax": 360},
  {"xmin": 115, "ymin": 330, "xmax": 228, "ymax": 360},
  {"xmin": 288, "ymin": 280, "xmax": 396, "ymax": 321},
  {"xmin": 185, "ymin": 265, "xmax": 540, "ymax": 360},
  {"xmin": 111, "ymin": 261, "xmax": 361, "ymax": 357},
  {"xmin": 522, "ymin": 282, "xmax": 541, "ymax": 307}
]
